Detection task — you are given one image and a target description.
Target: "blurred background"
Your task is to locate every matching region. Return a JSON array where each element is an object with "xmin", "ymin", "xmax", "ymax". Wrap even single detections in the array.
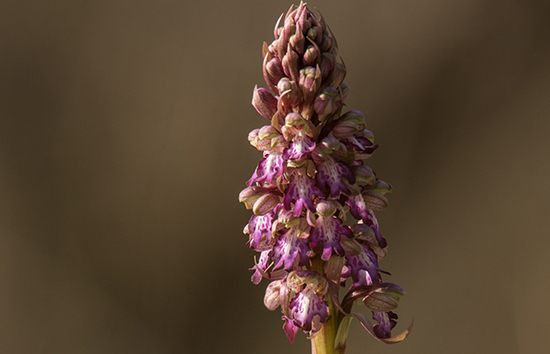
[{"xmin": 1, "ymin": 0, "xmax": 549, "ymax": 353}]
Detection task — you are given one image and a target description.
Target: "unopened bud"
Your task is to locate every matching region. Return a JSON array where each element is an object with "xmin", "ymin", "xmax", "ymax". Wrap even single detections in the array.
[
  {"xmin": 239, "ymin": 186, "xmax": 271, "ymax": 205},
  {"xmin": 326, "ymin": 61, "xmax": 346, "ymax": 88},
  {"xmin": 258, "ymin": 125, "xmax": 280, "ymax": 140},
  {"xmin": 282, "ymin": 16, "xmax": 296, "ymax": 43},
  {"xmin": 364, "ymin": 292, "xmax": 399, "ymax": 312},
  {"xmin": 320, "ymin": 35, "xmax": 334, "ymax": 52},
  {"xmin": 299, "ymin": 66, "xmax": 322, "ymax": 103},
  {"xmin": 304, "ymin": 43, "xmax": 320, "ymax": 67},
  {"xmin": 352, "ymin": 165, "xmax": 375, "ymax": 185},
  {"xmin": 313, "ymin": 86, "xmax": 339, "ymax": 121},
  {"xmin": 362, "ymin": 191, "xmax": 388, "ymax": 210},
  {"xmin": 363, "ymin": 283, "xmax": 405, "ymax": 312},
  {"xmin": 351, "ymin": 223, "xmax": 375, "ymax": 239},
  {"xmin": 253, "ymin": 193, "xmax": 282, "ymax": 216},
  {"xmin": 264, "ymin": 280, "xmax": 283, "ymax": 311},
  {"xmin": 252, "ymin": 86, "xmax": 277, "ymax": 120},
  {"xmin": 263, "ymin": 55, "xmax": 285, "ymax": 93},
  {"xmin": 282, "ymin": 45, "xmax": 300, "ymax": 82},
  {"xmin": 289, "ymin": 26, "xmax": 305, "ymax": 54},
  {"xmin": 315, "ymin": 200, "xmax": 337, "ymax": 216},
  {"xmin": 307, "ymin": 25, "xmax": 322, "ymax": 43},
  {"xmin": 284, "ymin": 112, "xmax": 304, "ymax": 127},
  {"xmin": 278, "ymin": 78, "xmax": 301, "ymax": 108},
  {"xmin": 368, "ymin": 180, "xmax": 392, "ymax": 195},
  {"xmin": 319, "ymin": 52, "xmax": 336, "ymax": 80},
  {"xmin": 332, "ymin": 110, "xmax": 366, "ymax": 139},
  {"xmin": 339, "ymin": 82, "xmax": 350, "ymax": 103}
]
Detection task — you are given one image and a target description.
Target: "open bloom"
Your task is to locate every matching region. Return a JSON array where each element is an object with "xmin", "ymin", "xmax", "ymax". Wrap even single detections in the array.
[{"xmin": 240, "ymin": 1, "xmax": 412, "ymax": 346}]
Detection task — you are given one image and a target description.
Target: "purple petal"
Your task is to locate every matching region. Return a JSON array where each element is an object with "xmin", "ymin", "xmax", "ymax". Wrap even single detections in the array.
[
  {"xmin": 346, "ymin": 194, "xmax": 369, "ymax": 221},
  {"xmin": 352, "ymin": 312, "xmax": 413, "ymax": 344},
  {"xmin": 245, "ymin": 207, "xmax": 279, "ymax": 251},
  {"xmin": 272, "ymin": 223, "xmax": 310, "ymax": 271},
  {"xmin": 345, "ymin": 244, "xmax": 382, "ymax": 287},
  {"xmin": 310, "ymin": 215, "xmax": 352, "ymax": 261},
  {"xmin": 345, "ymin": 197, "xmax": 388, "ymax": 249},
  {"xmin": 373, "ymin": 311, "xmax": 398, "ymax": 339},
  {"xmin": 289, "ymin": 287, "xmax": 329, "ymax": 333},
  {"xmin": 247, "ymin": 153, "xmax": 284, "ymax": 187},
  {"xmin": 283, "ymin": 168, "xmax": 323, "ymax": 216},
  {"xmin": 284, "ymin": 132, "xmax": 316, "ymax": 160},
  {"xmin": 316, "ymin": 158, "xmax": 355, "ymax": 198},
  {"xmin": 283, "ymin": 316, "xmax": 299, "ymax": 343},
  {"xmin": 250, "ymin": 250, "xmax": 271, "ymax": 285},
  {"xmin": 365, "ymin": 209, "xmax": 388, "ymax": 249}
]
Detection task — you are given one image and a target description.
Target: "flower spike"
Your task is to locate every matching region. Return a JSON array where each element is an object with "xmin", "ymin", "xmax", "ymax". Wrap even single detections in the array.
[{"xmin": 239, "ymin": 1, "xmax": 412, "ymax": 349}]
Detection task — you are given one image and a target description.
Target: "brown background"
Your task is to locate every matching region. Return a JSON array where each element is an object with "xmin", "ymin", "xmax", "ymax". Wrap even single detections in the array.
[{"xmin": 1, "ymin": 0, "xmax": 550, "ymax": 353}]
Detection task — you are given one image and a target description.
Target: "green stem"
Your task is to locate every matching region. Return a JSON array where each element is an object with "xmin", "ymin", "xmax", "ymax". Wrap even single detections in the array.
[{"xmin": 310, "ymin": 257, "xmax": 347, "ymax": 354}]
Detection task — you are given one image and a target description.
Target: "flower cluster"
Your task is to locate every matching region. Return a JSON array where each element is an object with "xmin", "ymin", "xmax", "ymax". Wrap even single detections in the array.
[{"xmin": 239, "ymin": 2, "xmax": 411, "ymax": 346}]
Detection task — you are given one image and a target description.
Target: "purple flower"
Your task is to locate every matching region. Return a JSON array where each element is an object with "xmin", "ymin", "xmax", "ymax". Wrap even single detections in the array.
[
  {"xmin": 344, "ymin": 243, "xmax": 382, "ymax": 287},
  {"xmin": 239, "ymin": 1, "xmax": 410, "ymax": 345},
  {"xmin": 244, "ymin": 206, "xmax": 279, "ymax": 251},
  {"xmin": 247, "ymin": 153, "xmax": 284, "ymax": 187},
  {"xmin": 373, "ymin": 311, "xmax": 398, "ymax": 339},
  {"xmin": 310, "ymin": 214, "xmax": 352, "ymax": 261},
  {"xmin": 289, "ymin": 287, "xmax": 329, "ymax": 335},
  {"xmin": 272, "ymin": 221, "xmax": 310, "ymax": 271},
  {"xmin": 316, "ymin": 157, "xmax": 355, "ymax": 198},
  {"xmin": 283, "ymin": 167, "xmax": 323, "ymax": 217},
  {"xmin": 249, "ymin": 250, "xmax": 271, "ymax": 285}
]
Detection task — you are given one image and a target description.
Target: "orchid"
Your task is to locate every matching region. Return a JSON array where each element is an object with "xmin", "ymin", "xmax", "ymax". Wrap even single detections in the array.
[{"xmin": 239, "ymin": 2, "xmax": 412, "ymax": 353}]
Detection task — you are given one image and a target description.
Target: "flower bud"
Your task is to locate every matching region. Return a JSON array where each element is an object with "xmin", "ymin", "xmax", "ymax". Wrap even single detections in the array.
[
  {"xmin": 320, "ymin": 34, "xmax": 334, "ymax": 52},
  {"xmin": 306, "ymin": 26, "xmax": 322, "ymax": 43},
  {"xmin": 278, "ymin": 78, "xmax": 301, "ymax": 108},
  {"xmin": 264, "ymin": 280, "xmax": 283, "ymax": 311},
  {"xmin": 282, "ymin": 45, "xmax": 300, "ymax": 82},
  {"xmin": 239, "ymin": 186, "xmax": 272, "ymax": 205},
  {"xmin": 352, "ymin": 165, "xmax": 375, "ymax": 185},
  {"xmin": 304, "ymin": 42, "xmax": 320, "ymax": 67},
  {"xmin": 339, "ymin": 82, "xmax": 350, "ymax": 103},
  {"xmin": 258, "ymin": 125, "xmax": 280, "ymax": 140},
  {"xmin": 282, "ymin": 16, "xmax": 296, "ymax": 42},
  {"xmin": 252, "ymin": 86, "xmax": 277, "ymax": 120},
  {"xmin": 248, "ymin": 129, "xmax": 259, "ymax": 145},
  {"xmin": 357, "ymin": 128, "xmax": 375, "ymax": 143},
  {"xmin": 284, "ymin": 112, "xmax": 304, "ymax": 127},
  {"xmin": 253, "ymin": 193, "xmax": 282, "ymax": 215},
  {"xmin": 351, "ymin": 223, "xmax": 375, "ymax": 239},
  {"xmin": 319, "ymin": 52, "xmax": 336, "ymax": 80},
  {"xmin": 263, "ymin": 54, "xmax": 285, "ymax": 93},
  {"xmin": 299, "ymin": 66, "xmax": 322, "ymax": 104},
  {"xmin": 362, "ymin": 283, "xmax": 405, "ymax": 313},
  {"xmin": 362, "ymin": 191, "xmax": 388, "ymax": 210},
  {"xmin": 296, "ymin": 5, "xmax": 311, "ymax": 33},
  {"xmin": 367, "ymin": 180, "xmax": 392, "ymax": 195},
  {"xmin": 320, "ymin": 136, "xmax": 340, "ymax": 152},
  {"xmin": 332, "ymin": 110, "xmax": 366, "ymax": 139},
  {"xmin": 270, "ymin": 35, "xmax": 288, "ymax": 60},
  {"xmin": 315, "ymin": 200, "xmax": 337, "ymax": 216},
  {"xmin": 364, "ymin": 292, "xmax": 399, "ymax": 312},
  {"xmin": 289, "ymin": 24, "xmax": 305, "ymax": 55},
  {"xmin": 325, "ymin": 61, "xmax": 346, "ymax": 88},
  {"xmin": 313, "ymin": 86, "xmax": 339, "ymax": 121}
]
